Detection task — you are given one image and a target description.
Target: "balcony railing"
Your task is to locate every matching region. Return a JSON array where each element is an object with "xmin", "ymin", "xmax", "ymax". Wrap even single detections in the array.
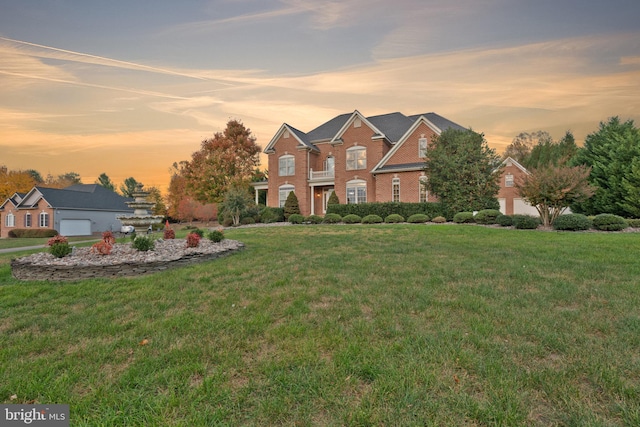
[{"xmin": 309, "ymin": 169, "xmax": 335, "ymax": 180}]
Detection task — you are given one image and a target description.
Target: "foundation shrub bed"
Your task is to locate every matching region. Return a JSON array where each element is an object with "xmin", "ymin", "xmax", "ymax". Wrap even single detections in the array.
[
  {"xmin": 342, "ymin": 214, "xmax": 362, "ymax": 224},
  {"xmin": 552, "ymin": 214, "xmax": 592, "ymax": 231},
  {"xmin": 258, "ymin": 206, "xmax": 283, "ymax": 223},
  {"xmin": 322, "ymin": 213, "xmax": 342, "ymax": 224},
  {"xmin": 362, "ymin": 214, "xmax": 383, "ymax": 224},
  {"xmin": 327, "ymin": 201, "xmax": 446, "ymax": 221},
  {"xmin": 453, "ymin": 212, "xmax": 475, "ymax": 224},
  {"xmin": 592, "ymin": 214, "xmax": 628, "ymax": 231},
  {"xmin": 384, "ymin": 214, "xmax": 405, "ymax": 223},
  {"xmin": 474, "ymin": 209, "xmax": 502, "ymax": 224}
]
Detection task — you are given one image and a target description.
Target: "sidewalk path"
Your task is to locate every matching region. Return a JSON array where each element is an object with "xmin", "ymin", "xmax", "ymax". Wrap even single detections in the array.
[{"xmin": 0, "ymin": 240, "xmax": 98, "ymax": 254}]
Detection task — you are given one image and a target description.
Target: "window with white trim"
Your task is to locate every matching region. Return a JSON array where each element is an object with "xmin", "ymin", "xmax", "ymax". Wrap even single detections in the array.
[
  {"xmin": 39, "ymin": 212, "xmax": 49, "ymax": 228},
  {"xmin": 279, "ymin": 185, "xmax": 294, "ymax": 208},
  {"xmin": 5, "ymin": 212, "xmax": 15, "ymax": 227},
  {"xmin": 24, "ymin": 212, "xmax": 31, "ymax": 227},
  {"xmin": 418, "ymin": 137, "xmax": 428, "ymax": 158},
  {"xmin": 392, "ymin": 178, "xmax": 400, "ymax": 202},
  {"xmin": 279, "ymin": 155, "xmax": 295, "ymax": 176},
  {"xmin": 505, "ymin": 173, "xmax": 514, "ymax": 187},
  {"xmin": 419, "ymin": 176, "xmax": 428, "ymax": 203},
  {"xmin": 346, "ymin": 146, "xmax": 366, "ymax": 170},
  {"xmin": 346, "ymin": 180, "xmax": 366, "ymax": 204}
]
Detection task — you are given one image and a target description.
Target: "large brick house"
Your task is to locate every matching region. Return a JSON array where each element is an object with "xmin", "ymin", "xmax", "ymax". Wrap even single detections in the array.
[{"xmin": 255, "ymin": 109, "xmax": 537, "ymax": 217}]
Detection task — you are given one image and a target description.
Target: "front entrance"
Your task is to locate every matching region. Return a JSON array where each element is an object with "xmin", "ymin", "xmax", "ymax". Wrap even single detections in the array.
[{"xmin": 322, "ymin": 188, "xmax": 335, "ymax": 214}]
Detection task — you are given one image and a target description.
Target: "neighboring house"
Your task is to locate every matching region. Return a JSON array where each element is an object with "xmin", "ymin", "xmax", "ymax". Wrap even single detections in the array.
[
  {"xmin": 0, "ymin": 184, "xmax": 134, "ymax": 238},
  {"xmin": 258, "ymin": 110, "xmax": 468, "ymax": 216},
  {"xmin": 496, "ymin": 157, "xmax": 540, "ymax": 216}
]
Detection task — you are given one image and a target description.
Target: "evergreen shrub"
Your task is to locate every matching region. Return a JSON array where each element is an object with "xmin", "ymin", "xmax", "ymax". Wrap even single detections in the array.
[
  {"xmin": 284, "ymin": 191, "xmax": 300, "ymax": 219},
  {"xmin": 432, "ymin": 216, "xmax": 447, "ymax": 223},
  {"xmin": 342, "ymin": 214, "xmax": 362, "ymax": 224},
  {"xmin": 306, "ymin": 215, "xmax": 323, "ymax": 224},
  {"xmin": 241, "ymin": 217, "xmax": 255, "ymax": 225},
  {"xmin": 208, "ymin": 229, "xmax": 224, "ymax": 242},
  {"xmin": 552, "ymin": 214, "xmax": 592, "ymax": 231},
  {"xmin": 48, "ymin": 235, "xmax": 71, "ymax": 258},
  {"xmin": 288, "ymin": 214, "xmax": 304, "ymax": 224},
  {"xmin": 407, "ymin": 213, "xmax": 429, "ymax": 223},
  {"xmin": 495, "ymin": 214, "xmax": 513, "ymax": 227},
  {"xmin": 362, "ymin": 214, "xmax": 383, "ymax": 224},
  {"xmin": 474, "ymin": 209, "xmax": 502, "ymax": 224},
  {"xmin": 384, "ymin": 214, "xmax": 405, "ymax": 223},
  {"xmin": 323, "ymin": 213, "xmax": 342, "ymax": 224},
  {"xmin": 8, "ymin": 229, "xmax": 58, "ymax": 238},
  {"xmin": 327, "ymin": 202, "xmax": 445, "ymax": 221},
  {"xmin": 512, "ymin": 215, "xmax": 540, "ymax": 230},
  {"xmin": 453, "ymin": 212, "xmax": 475, "ymax": 224},
  {"xmin": 592, "ymin": 214, "xmax": 628, "ymax": 231},
  {"xmin": 627, "ymin": 218, "xmax": 640, "ymax": 228},
  {"xmin": 133, "ymin": 235, "xmax": 155, "ymax": 251},
  {"xmin": 259, "ymin": 206, "xmax": 281, "ymax": 223}
]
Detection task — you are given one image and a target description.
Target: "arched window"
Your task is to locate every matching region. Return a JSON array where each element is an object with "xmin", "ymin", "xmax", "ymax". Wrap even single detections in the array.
[
  {"xmin": 392, "ymin": 178, "xmax": 400, "ymax": 202},
  {"xmin": 24, "ymin": 212, "xmax": 32, "ymax": 227},
  {"xmin": 346, "ymin": 180, "xmax": 366, "ymax": 204},
  {"xmin": 346, "ymin": 146, "xmax": 366, "ymax": 170},
  {"xmin": 279, "ymin": 155, "xmax": 295, "ymax": 176},
  {"xmin": 419, "ymin": 176, "xmax": 428, "ymax": 202},
  {"xmin": 39, "ymin": 211, "xmax": 49, "ymax": 228},
  {"xmin": 279, "ymin": 184, "xmax": 294, "ymax": 208},
  {"xmin": 5, "ymin": 212, "xmax": 15, "ymax": 227}
]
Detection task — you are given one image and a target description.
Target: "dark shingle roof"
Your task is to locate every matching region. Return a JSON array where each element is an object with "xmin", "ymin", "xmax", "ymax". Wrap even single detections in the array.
[
  {"xmin": 408, "ymin": 113, "xmax": 466, "ymax": 132},
  {"xmin": 306, "ymin": 113, "xmax": 352, "ymax": 142},
  {"xmin": 36, "ymin": 185, "xmax": 133, "ymax": 211},
  {"xmin": 367, "ymin": 112, "xmax": 415, "ymax": 142}
]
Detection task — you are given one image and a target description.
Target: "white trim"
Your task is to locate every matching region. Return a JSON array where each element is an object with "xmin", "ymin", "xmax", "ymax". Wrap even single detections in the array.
[
  {"xmin": 331, "ymin": 110, "xmax": 386, "ymax": 144},
  {"xmin": 495, "ymin": 157, "xmax": 530, "ymax": 175},
  {"xmin": 38, "ymin": 211, "xmax": 49, "ymax": 228},
  {"xmin": 5, "ymin": 212, "xmax": 15, "ymax": 227},
  {"xmin": 264, "ymin": 124, "xmax": 307, "ymax": 153}
]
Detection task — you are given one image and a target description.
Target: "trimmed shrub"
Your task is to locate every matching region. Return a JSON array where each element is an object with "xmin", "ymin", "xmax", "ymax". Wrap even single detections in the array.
[
  {"xmin": 552, "ymin": 214, "xmax": 592, "ymax": 231},
  {"xmin": 284, "ymin": 191, "xmax": 300, "ymax": 219},
  {"xmin": 259, "ymin": 206, "xmax": 280, "ymax": 224},
  {"xmin": 132, "ymin": 235, "xmax": 155, "ymax": 251},
  {"xmin": 326, "ymin": 201, "xmax": 447, "ymax": 221},
  {"xmin": 453, "ymin": 212, "xmax": 475, "ymax": 224},
  {"xmin": 240, "ymin": 217, "xmax": 255, "ymax": 225},
  {"xmin": 407, "ymin": 213, "xmax": 429, "ymax": 223},
  {"xmin": 384, "ymin": 214, "xmax": 405, "ymax": 223},
  {"xmin": 512, "ymin": 215, "xmax": 540, "ymax": 230},
  {"xmin": 327, "ymin": 191, "xmax": 340, "ymax": 206},
  {"xmin": 592, "ymin": 214, "xmax": 628, "ymax": 231},
  {"xmin": 432, "ymin": 216, "xmax": 447, "ymax": 223},
  {"xmin": 323, "ymin": 213, "xmax": 342, "ymax": 224},
  {"xmin": 306, "ymin": 215, "xmax": 323, "ymax": 224},
  {"xmin": 288, "ymin": 214, "xmax": 304, "ymax": 224},
  {"xmin": 208, "ymin": 229, "xmax": 224, "ymax": 242},
  {"xmin": 495, "ymin": 214, "xmax": 513, "ymax": 227},
  {"xmin": 474, "ymin": 209, "xmax": 502, "ymax": 225},
  {"xmin": 186, "ymin": 232, "xmax": 201, "ymax": 248},
  {"xmin": 342, "ymin": 214, "xmax": 362, "ymax": 224},
  {"xmin": 362, "ymin": 214, "xmax": 383, "ymax": 224},
  {"xmin": 48, "ymin": 235, "xmax": 71, "ymax": 258},
  {"xmin": 628, "ymin": 218, "xmax": 640, "ymax": 228},
  {"xmin": 8, "ymin": 229, "xmax": 58, "ymax": 238}
]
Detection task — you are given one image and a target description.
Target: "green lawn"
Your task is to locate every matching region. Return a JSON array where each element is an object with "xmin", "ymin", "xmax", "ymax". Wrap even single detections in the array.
[
  {"xmin": 1, "ymin": 225, "xmax": 639, "ymax": 426},
  {"xmin": 0, "ymin": 235, "xmax": 99, "ymax": 250}
]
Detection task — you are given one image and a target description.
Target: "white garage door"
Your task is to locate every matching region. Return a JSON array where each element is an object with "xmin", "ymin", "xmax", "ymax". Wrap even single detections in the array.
[
  {"xmin": 60, "ymin": 219, "xmax": 92, "ymax": 236},
  {"xmin": 513, "ymin": 198, "xmax": 540, "ymax": 216}
]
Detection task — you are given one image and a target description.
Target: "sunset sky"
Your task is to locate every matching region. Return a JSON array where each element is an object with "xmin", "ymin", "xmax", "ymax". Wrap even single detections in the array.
[{"xmin": 1, "ymin": 0, "xmax": 639, "ymax": 192}]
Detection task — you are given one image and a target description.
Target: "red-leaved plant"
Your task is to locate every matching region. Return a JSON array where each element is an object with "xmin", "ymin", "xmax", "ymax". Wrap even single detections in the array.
[
  {"xmin": 91, "ymin": 231, "xmax": 115, "ymax": 255},
  {"xmin": 186, "ymin": 232, "xmax": 201, "ymax": 248},
  {"xmin": 47, "ymin": 235, "xmax": 68, "ymax": 246}
]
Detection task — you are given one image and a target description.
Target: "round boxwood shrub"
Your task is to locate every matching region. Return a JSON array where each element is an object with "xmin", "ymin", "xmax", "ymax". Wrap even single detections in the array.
[
  {"xmin": 288, "ymin": 213, "xmax": 304, "ymax": 224},
  {"xmin": 592, "ymin": 214, "xmax": 628, "ymax": 231},
  {"xmin": 362, "ymin": 214, "xmax": 383, "ymax": 224},
  {"xmin": 342, "ymin": 214, "xmax": 362, "ymax": 224},
  {"xmin": 323, "ymin": 213, "xmax": 342, "ymax": 224},
  {"xmin": 474, "ymin": 209, "xmax": 502, "ymax": 225},
  {"xmin": 306, "ymin": 215, "xmax": 323, "ymax": 224},
  {"xmin": 628, "ymin": 218, "xmax": 640, "ymax": 228},
  {"xmin": 512, "ymin": 215, "xmax": 540, "ymax": 230},
  {"xmin": 432, "ymin": 216, "xmax": 447, "ymax": 223},
  {"xmin": 384, "ymin": 214, "xmax": 405, "ymax": 223},
  {"xmin": 495, "ymin": 214, "xmax": 513, "ymax": 227},
  {"xmin": 453, "ymin": 212, "xmax": 475, "ymax": 224},
  {"xmin": 207, "ymin": 229, "xmax": 224, "ymax": 242},
  {"xmin": 240, "ymin": 217, "xmax": 255, "ymax": 225},
  {"xmin": 552, "ymin": 214, "xmax": 592, "ymax": 231},
  {"xmin": 133, "ymin": 235, "xmax": 155, "ymax": 251},
  {"xmin": 407, "ymin": 213, "xmax": 429, "ymax": 223}
]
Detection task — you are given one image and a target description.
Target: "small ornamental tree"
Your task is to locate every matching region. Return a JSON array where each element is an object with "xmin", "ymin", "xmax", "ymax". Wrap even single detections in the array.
[
  {"xmin": 327, "ymin": 191, "xmax": 340, "ymax": 206},
  {"xmin": 222, "ymin": 186, "xmax": 255, "ymax": 226},
  {"xmin": 516, "ymin": 164, "xmax": 594, "ymax": 227},
  {"xmin": 284, "ymin": 191, "xmax": 300, "ymax": 219}
]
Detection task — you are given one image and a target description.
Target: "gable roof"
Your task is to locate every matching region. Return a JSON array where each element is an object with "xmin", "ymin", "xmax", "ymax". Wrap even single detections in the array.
[
  {"xmin": 10, "ymin": 184, "xmax": 133, "ymax": 212},
  {"xmin": 263, "ymin": 110, "xmax": 466, "ymax": 155},
  {"xmin": 495, "ymin": 156, "xmax": 530, "ymax": 175},
  {"xmin": 0, "ymin": 192, "xmax": 25, "ymax": 210}
]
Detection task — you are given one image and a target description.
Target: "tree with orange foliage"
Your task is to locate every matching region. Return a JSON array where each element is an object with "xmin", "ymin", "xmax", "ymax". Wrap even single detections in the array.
[
  {"xmin": 183, "ymin": 119, "xmax": 261, "ymax": 204},
  {"xmin": 0, "ymin": 166, "xmax": 36, "ymax": 200}
]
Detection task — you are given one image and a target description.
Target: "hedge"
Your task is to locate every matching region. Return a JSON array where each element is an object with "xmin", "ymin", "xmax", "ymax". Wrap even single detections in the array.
[
  {"xmin": 8, "ymin": 229, "xmax": 59, "ymax": 238},
  {"xmin": 327, "ymin": 202, "xmax": 447, "ymax": 221},
  {"xmin": 552, "ymin": 214, "xmax": 592, "ymax": 231}
]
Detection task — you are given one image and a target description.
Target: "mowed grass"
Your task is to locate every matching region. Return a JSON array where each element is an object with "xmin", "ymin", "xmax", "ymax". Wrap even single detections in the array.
[{"xmin": 0, "ymin": 224, "xmax": 639, "ymax": 426}]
